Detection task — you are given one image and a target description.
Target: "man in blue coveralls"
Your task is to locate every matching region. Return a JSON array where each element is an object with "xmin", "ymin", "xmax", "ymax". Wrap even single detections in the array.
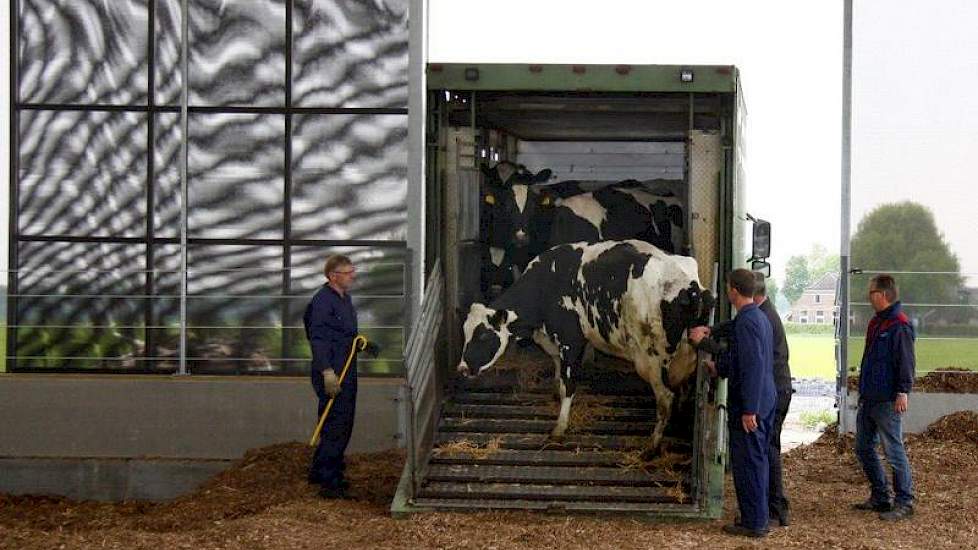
[
  {"xmin": 690, "ymin": 268, "xmax": 776, "ymax": 538},
  {"xmin": 304, "ymin": 254, "xmax": 378, "ymax": 499}
]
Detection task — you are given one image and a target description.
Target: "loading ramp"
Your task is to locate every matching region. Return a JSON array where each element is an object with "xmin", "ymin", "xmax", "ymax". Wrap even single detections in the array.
[{"xmin": 393, "ymin": 341, "xmax": 722, "ymax": 517}]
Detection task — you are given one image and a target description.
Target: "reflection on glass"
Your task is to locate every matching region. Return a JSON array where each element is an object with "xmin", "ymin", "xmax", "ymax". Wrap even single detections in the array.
[
  {"xmin": 189, "ymin": 113, "xmax": 285, "ymax": 239},
  {"xmin": 293, "ymin": 0, "xmax": 408, "ymax": 108},
  {"xmin": 18, "ymin": 111, "xmax": 148, "ymax": 237},
  {"xmin": 189, "ymin": 0, "xmax": 286, "ymax": 106},
  {"xmin": 291, "ymin": 115, "xmax": 407, "ymax": 240},
  {"xmin": 18, "ymin": 0, "xmax": 149, "ymax": 105}
]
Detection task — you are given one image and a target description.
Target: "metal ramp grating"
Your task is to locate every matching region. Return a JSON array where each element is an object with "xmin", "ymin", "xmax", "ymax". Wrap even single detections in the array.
[{"xmin": 410, "ymin": 364, "xmax": 697, "ymax": 513}]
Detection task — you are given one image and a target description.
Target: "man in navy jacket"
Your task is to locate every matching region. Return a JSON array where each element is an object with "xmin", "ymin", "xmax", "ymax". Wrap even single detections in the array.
[
  {"xmin": 303, "ymin": 254, "xmax": 378, "ymax": 499},
  {"xmin": 691, "ymin": 269, "xmax": 776, "ymax": 537},
  {"xmin": 853, "ymin": 274, "xmax": 915, "ymax": 520}
]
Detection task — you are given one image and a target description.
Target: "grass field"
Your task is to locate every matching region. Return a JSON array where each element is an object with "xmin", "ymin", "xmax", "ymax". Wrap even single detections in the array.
[{"xmin": 788, "ymin": 333, "xmax": 978, "ymax": 380}]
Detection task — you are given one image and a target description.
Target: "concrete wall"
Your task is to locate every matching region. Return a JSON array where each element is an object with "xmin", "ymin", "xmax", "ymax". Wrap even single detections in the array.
[
  {"xmin": 843, "ymin": 391, "xmax": 978, "ymax": 433},
  {"xmin": 0, "ymin": 375, "xmax": 404, "ymax": 500}
]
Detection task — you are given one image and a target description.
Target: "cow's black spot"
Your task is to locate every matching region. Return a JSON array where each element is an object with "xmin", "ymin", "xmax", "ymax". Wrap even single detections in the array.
[{"xmin": 580, "ymin": 243, "xmax": 651, "ymax": 342}]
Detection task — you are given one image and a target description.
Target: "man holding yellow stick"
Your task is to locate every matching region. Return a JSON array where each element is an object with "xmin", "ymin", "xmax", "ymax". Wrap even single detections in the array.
[{"xmin": 303, "ymin": 254, "xmax": 379, "ymax": 499}]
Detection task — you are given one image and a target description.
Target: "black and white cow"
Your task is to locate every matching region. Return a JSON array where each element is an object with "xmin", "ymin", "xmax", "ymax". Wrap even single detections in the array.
[
  {"xmin": 478, "ymin": 162, "xmax": 554, "ymax": 295},
  {"xmin": 548, "ymin": 186, "xmax": 686, "ymax": 254},
  {"xmin": 458, "ymin": 239, "xmax": 713, "ymax": 454}
]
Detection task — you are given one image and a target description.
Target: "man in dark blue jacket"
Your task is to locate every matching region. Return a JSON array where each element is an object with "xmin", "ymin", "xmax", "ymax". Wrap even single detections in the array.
[
  {"xmin": 753, "ymin": 273, "xmax": 793, "ymax": 527},
  {"xmin": 691, "ymin": 268, "xmax": 776, "ymax": 538},
  {"xmin": 853, "ymin": 274, "xmax": 915, "ymax": 520},
  {"xmin": 303, "ymin": 254, "xmax": 378, "ymax": 499}
]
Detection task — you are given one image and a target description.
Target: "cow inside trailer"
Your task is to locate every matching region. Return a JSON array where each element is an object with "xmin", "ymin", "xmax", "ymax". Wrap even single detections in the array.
[{"xmin": 394, "ymin": 64, "xmax": 746, "ymax": 518}]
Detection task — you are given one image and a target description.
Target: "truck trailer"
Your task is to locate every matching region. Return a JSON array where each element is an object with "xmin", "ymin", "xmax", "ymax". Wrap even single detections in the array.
[{"xmin": 393, "ymin": 62, "xmax": 768, "ymax": 518}]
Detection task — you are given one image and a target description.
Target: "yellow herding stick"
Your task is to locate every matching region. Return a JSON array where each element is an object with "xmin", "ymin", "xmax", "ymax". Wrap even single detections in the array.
[{"xmin": 309, "ymin": 335, "xmax": 367, "ymax": 446}]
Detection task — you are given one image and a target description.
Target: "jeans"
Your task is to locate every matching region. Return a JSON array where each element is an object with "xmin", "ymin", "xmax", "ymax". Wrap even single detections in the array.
[{"xmin": 855, "ymin": 400, "xmax": 914, "ymax": 507}]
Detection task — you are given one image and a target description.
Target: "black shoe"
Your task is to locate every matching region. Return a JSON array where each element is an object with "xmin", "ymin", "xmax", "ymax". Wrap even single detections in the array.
[
  {"xmin": 722, "ymin": 523, "xmax": 768, "ymax": 538},
  {"xmin": 318, "ymin": 486, "xmax": 351, "ymax": 500},
  {"xmin": 307, "ymin": 474, "xmax": 323, "ymax": 485},
  {"xmin": 852, "ymin": 499, "xmax": 892, "ymax": 512},
  {"xmin": 770, "ymin": 509, "xmax": 790, "ymax": 527},
  {"xmin": 338, "ymin": 479, "xmax": 351, "ymax": 490},
  {"xmin": 879, "ymin": 504, "xmax": 914, "ymax": 521}
]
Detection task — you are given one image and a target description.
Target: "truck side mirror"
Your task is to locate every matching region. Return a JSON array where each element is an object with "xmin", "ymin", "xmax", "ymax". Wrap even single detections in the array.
[
  {"xmin": 751, "ymin": 260, "xmax": 771, "ymax": 278},
  {"xmin": 751, "ymin": 219, "xmax": 771, "ymax": 260}
]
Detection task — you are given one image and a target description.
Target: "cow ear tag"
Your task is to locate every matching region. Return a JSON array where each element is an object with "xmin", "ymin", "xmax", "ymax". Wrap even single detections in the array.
[
  {"xmin": 484, "ymin": 194, "xmax": 495, "ymax": 205},
  {"xmin": 541, "ymin": 196, "xmax": 551, "ymax": 206}
]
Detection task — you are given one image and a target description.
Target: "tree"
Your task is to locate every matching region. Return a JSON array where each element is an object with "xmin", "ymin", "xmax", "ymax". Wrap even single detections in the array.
[
  {"xmin": 764, "ymin": 277, "xmax": 781, "ymax": 305},
  {"xmin": 783, "ymin": 255, "xmax": 810, "ymax": 305},
  {"xmin": 807, "ymin": 243, "xmax": 840, "ymax": 283},
  {"xmin": 850, "ymin": 201, "xmax": 962, "ymax": 309}
]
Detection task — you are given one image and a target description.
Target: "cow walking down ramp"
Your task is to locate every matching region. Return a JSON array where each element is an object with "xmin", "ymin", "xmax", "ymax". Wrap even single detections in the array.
[{"xmin": 458, "ymin": 240, "xmax": 713, "ymax": 456}]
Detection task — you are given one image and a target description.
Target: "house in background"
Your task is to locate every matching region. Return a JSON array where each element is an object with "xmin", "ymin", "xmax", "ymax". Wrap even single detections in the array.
[{"xmin": 787, "ymin": 272, "xmax": 839, "ymax": 324}]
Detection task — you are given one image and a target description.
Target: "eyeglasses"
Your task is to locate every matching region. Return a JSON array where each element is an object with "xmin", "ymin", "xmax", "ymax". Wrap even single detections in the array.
[{"xmin": 332, "ymin": 269, "xmax": 356, "ymax": 276}]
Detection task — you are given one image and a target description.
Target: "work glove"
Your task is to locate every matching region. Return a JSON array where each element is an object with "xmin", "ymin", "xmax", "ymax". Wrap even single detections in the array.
[
  {"xmin": 323, "ymin": 368, "xmax": 341, "ymax": 398},
  {"xmin": 361, "ymin": 341, "xmax": 381, "ymax": 359}
]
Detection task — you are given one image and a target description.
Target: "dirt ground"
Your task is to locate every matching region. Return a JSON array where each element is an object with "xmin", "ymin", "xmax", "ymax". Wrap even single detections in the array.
[
  {"xmin": 848, "ymin": 367, "xmax": 978, "ymax": 393},
  {"xmin": 4, "ymin": 412, "xmax": 978, "ymax": 549}
]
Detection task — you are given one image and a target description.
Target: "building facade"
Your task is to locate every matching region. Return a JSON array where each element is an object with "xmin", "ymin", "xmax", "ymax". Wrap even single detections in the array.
[
  {"xmin": 787, "ymin": 272, "xmax": 839, "ymax": 325},
  {"xmin": 8, "ymin": 0, "xmax": 411, "ymax": 376}
]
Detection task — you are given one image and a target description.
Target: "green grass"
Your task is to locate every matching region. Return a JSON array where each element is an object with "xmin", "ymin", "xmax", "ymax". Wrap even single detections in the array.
[
  {"xmin": 800, "ymin": 409, "xmax": 835, "ymax": 429},
  {"xmin": 788, "ymin": 334, "xmax": 978, "ymax": 380},
  {"xmin": 787, "ymin": 334, "xmax": 836, "ymax": 379}
]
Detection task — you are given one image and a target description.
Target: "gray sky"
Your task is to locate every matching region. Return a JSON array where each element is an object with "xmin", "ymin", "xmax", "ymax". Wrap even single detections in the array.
[
  {"xmin": 851, "ymin": 0, "xmax": 978, "ymax": 283},
  {"xmin": 3, "ymin": 1, "xmax": 976, "ymax": 286},
  {"xmin": 430, "ymin": 0, "xmax": 843, "ymax": 283}
]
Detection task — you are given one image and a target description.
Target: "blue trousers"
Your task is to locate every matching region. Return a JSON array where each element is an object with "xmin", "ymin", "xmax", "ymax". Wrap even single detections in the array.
[
  {"xmin": 855, "ymin": 400, "xmax": 914, "ymax": 507},
  {"xmin": 729, "ymin": 409, "xmax": 774, "ymax": 531},
  {"xmin": 310, "ymin": 366, "xmax": 358, "ymax": 489}
]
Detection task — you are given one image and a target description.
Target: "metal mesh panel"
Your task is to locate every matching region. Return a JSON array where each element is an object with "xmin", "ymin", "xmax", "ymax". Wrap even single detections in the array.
[
  {"xmin": 185, "ymin": 0, "xmax": 287, "ymax": 107},
  {"xmin": 188, "ymin": 113, "xmax": 285, "ymax": 239},
  {"xmin": 292, "ymin": 0, "xmax": 408, "ymax": 108},
  {"xmin": 689, "ymin": 130, "xmax": 721, "ymax": 289},
  {"xmin": 290, "ymin": 114, "xmax": 408, "ymax": 240},
  {"xmin": 18, "ymin": 0, "xmax": 149, "ymax": 105},
  {"xmin": 18, "ymin": 110, "xmax": 148, "ymax": 237}
]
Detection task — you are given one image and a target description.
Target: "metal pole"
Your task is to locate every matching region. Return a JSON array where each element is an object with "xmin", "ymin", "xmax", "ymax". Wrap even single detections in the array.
[
  {"xmin": 838, "ymin": 0, "xmax": 853, "ymax": 433},
  {"xmin": 178, "ymin": 0, "xmax": 190, "ymax": 375},
  {"xmin": 405, "ymin": 0, "xmax": 427, "ymax": 336}
]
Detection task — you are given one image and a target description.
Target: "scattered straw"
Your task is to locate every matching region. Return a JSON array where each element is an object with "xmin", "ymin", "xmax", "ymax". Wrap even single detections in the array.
[
  {"xmin": 432, "ymin": 436, "xmax": 503, "ymax": 460},
  {"xmin": 563, "ymin": 395, "xmax": 616, "ymax": 431}
]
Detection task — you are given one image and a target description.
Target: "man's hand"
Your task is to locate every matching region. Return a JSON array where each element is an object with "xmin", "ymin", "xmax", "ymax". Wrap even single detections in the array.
[
  {"xmin": 742, "ymin": 413, "xmax": 758, "ymax": 433},
  {"xmin": 701, "ymin": 358, "xmax": 718, "ymax": 378},
  {"xmin": 894, "ymin": 392, "xmax": 909, "ymax": 414},
  {"xmin": 323, "ymin": 368, "xmax": 341, "ymax": 397},
  {"xmin": 361, "ymin": 341, "xmax": 381, "ymax": 359},
  {"xmin": 689, "ymin": 326, "xmax": 711, "ymax": 345}
]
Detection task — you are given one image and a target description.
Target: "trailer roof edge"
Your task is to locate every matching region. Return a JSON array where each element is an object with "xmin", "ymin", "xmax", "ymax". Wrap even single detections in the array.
[{"xmin": 426, "ymin": 63, "xmax": 738, "ymax": 93}]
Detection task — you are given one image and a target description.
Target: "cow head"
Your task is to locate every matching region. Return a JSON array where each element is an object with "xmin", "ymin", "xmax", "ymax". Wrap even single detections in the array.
[
  {"xmin": 661, "ymin": 282, "xmax": 715, "ymax": 354},
  {"xmin": 480, "ymin": 162, "xmax": 554, "ymax": 250},
  {"xmin": 457, "ymin": 303, "xmax": 517, "ymax": 378}
]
